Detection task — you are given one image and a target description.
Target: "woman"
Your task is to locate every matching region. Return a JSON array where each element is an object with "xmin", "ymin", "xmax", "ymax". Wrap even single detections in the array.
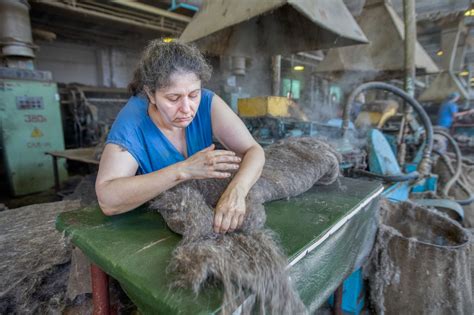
[{"xmin": 95, "ymin": 40, "xmax": 265, "ymax": 234}]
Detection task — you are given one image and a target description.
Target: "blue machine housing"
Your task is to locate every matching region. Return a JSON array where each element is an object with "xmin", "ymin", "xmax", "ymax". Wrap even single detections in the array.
[{"xmin": 328, "ymin": 269, "xmax": 365, "ymax": 314}]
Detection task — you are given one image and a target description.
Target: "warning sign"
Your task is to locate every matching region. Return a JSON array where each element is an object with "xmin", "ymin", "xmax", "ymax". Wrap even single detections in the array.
[{"xmin": 31, "ymin": 127, "xmax": 43, "ymax": 138}]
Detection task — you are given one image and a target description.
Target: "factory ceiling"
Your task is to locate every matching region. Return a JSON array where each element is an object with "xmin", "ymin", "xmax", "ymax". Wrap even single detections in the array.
[
  {"xmin": 27, "ymin": 0, "xmax": 472, "ymax": 62},
  {"xmin": 29, "ymin": 0, "xmax": 193, "ymax": 47}
]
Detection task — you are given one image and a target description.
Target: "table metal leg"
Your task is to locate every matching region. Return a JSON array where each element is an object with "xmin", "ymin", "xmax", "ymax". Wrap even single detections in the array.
[
  {"xmin": 51, "ymin": 156, "xmax": 60, "ymax": 192},
  {"xmin": 333, "ymin": 283, "xmax": 344, "ymax": 315},
  {"xmin": 91, "ymin": 264, "xmax": 111, "ymax": 315}
]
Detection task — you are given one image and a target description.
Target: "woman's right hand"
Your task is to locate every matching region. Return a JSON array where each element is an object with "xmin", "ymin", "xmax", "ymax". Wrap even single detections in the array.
[{"xmin": 177, "ymin": 144, "xmax": 241, "ymax": 181}]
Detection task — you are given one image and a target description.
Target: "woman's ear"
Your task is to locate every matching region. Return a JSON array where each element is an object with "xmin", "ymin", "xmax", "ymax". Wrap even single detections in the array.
[{"xmin": 144, "ymin": 86, "xmax": 155, "ymax": 104}]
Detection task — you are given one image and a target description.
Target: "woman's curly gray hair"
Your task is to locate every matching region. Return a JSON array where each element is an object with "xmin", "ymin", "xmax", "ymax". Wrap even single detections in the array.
[{"xmin": 129, "ymin": 39, "xmax": 212, "ymax": 95}]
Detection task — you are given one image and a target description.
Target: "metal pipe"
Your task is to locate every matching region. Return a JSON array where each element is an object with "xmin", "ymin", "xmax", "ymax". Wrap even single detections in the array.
[
  {"xmin": 448, "ymin": 22, "xmax": 462, "ymax": 73},
  {"xmin": 32, "ymin": 28, "xmax": 56, "ymax": 41},
  {"xmin": 32, "ymin": 0, "xmax": 180, "ymax": 34},
  {"xmin": 399, "ymin": 0, "xmax": 416, "ymax": 165},
  {"xmin": 446, "ymin": 22, "xmax": 468, "ymax": 104},
  {"xmin": 297, "ymin": 52, "xmax": 324, "ymax": 61},
  {"xmin": 111, "ymin": 0, "xmax": 192, "ymax": 23},
  {"xmin": 272, "ymin": 55, "xmax": 281, "ymax": 96},
  {"xmin": 0, "ymin": 0, "xmax": 35, "ymax": 59},
  {"xmin": 403, "ymin": 0, "xmax": 416, "ymax": 97},
  {"xmin": 468, "ymin": 64, "xmax": 473, "ymax": 102},
  {"xmin": 231, "ymin": 56, "xmax": 246, "ymax": 75}
]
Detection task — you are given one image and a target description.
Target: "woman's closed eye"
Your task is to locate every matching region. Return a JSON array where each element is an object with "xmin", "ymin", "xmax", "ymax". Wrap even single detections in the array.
[
  {"xmin": 167, "ymin": 96, "xmax": 180, "ymax": 102},
  {"xmin": 189, "ymin": 91, "xmax": 200, "ymax": 99}
]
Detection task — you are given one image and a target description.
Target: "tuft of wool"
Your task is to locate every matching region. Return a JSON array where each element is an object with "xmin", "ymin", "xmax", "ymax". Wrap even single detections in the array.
[{"xmin": 150, "ymin": 138, "xmax": 341, "ymax": 314}]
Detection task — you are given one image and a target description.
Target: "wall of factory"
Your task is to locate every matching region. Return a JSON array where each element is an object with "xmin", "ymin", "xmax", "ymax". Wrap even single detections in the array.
[
  {"xmin": 35, "ymin": 41, "xmax": 99, "ymax": 85},
  {"xmin": 34, "ymin": 40, "xmax": 273, "ymax": 104},
  {"xmin": 204, "ymin": 55, "xmax": 272, "ymax": 107},
  {"xmin": 35, "ymin": 40, "xmax": 140, "ymax": 88},
  {"xmin": 237, "ymin": 56, "xmax": 272, "ymax": 97},
  {"xmin": 202, "ymin": 56, "xmax": 226, "ymax": 94},
  {"xmin": 280, "ymin": 66, "xmax": 334, "ymax": 122},
  {"xmin": 199, "ymin": 55, "xmax": 273, "ymax": 113},
  {"xmin": 96, "ymin": 47, "xmax": 140, "ymax": 88}
]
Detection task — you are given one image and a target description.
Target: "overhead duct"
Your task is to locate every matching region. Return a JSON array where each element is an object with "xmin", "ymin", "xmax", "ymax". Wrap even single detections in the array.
[
  {"xmin": 179, "ymin": 0, "xmax": 368, "ymax": 57},
  {"xmin": 418, "ymin": 71, "xmax": 469, "ymax": 102},
  {"xmin": 315, "ymin": 0, "xmax": 438, "ymax": 78},
  {"xmin": 0, "ymin": 0, "xmax": 35, "ymax": 67},
  {"xmin": 419, "ymin": 20, "xmax": 470, "ymax": 102}
]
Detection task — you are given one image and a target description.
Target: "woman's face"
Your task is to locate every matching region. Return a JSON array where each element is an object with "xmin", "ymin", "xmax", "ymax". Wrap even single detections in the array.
[{"xmin": 147, "ymin": 72, "xmax": 202, "ymax": 129}]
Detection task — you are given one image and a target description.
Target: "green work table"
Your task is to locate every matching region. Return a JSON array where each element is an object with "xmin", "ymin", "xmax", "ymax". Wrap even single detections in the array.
[{"xmin": 56, "ymin": 177, "xmax": 383, "ymax": 314}]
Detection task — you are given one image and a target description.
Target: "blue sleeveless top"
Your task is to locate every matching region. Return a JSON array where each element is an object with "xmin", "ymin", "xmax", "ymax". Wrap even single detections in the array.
[{"xmin": 106, "ymin": 88, "xmax": 214, "ymax": 174}]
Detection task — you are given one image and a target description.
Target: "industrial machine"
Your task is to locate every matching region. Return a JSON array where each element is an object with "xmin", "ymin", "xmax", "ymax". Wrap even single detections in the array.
[
  {"xmin": 0, "ymin": 0, "xmax": 67, "ymax": 196},
  {"xmin": 237, "ymin": 96, "xmax": 368, "ymax": 171},
  {"xmin": 419, "ymin": 13, "xmax": 474, "ymax": 155},
  {"xmin": 0, "ymin": 68, "xmax": 67, "ymax": 196},
  {"xmin": 238, "ymin": 96, "xmax": 309, "ymax": 139},
  {"xmin": 58, "ymin": 84, "xmax": 129, "ymax": 149},
  {"xmin": 355, "ymin": 99, "xmax": 399, "ymax": 129},
  {"xmin": 452, "ymin": 114, "xmax": 474, "ymax": 154},
  {"xmin": 237, "ymin": 81, "xmax": 472, "ymax": 313}
]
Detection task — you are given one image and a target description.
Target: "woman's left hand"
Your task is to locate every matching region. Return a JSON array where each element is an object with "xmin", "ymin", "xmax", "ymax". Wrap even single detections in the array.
[{"xmin": 214, "ymin": 186, "xmax": 246, "ymax": 233}]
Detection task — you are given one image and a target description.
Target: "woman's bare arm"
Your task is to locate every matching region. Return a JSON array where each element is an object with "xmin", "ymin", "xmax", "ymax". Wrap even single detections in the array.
[
  {"xmin": 96, "ymin": 143, "xmax": 240, "ymax": 216},
  {"xmin": 211, "ymin": 94, "xmax": 265, "ymax": 233},
  {"xmin": 96, "ymin": 144, "xmax": 184, "ymax": 215}
]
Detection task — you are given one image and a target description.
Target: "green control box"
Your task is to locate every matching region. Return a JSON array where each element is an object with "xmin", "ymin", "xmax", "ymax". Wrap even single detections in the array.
[{"xmin": 0, "ymin": 76, "xmax": 67, "ymax": 196}]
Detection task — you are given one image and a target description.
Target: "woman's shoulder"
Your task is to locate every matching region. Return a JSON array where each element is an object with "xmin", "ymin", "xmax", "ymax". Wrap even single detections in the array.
[
  {"xmin": 201, "ymin": 88, "xmax": 215, "ymax": 103},
  {"xmin": 108, "ymin": 95, "xmax": 148, "ymax": 139},
  {"xmin": 115, "ymin": 95, "xmax": 149, "ymax": 126}
]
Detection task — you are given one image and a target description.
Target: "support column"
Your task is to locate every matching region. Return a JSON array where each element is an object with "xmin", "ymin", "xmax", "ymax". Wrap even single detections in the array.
[
  {"xmin": 271, "ymin": 55, "xmax": 281, "ymax": 96},
  {"xmin": 403, "ymin": 0, "xmax": 416, "ymax": 97}
]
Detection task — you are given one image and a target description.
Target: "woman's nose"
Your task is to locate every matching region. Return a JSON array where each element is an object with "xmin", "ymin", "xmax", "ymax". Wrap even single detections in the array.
[{"xmin": 180, "ymin": 97, "xmax": 192, "ymax": 113}]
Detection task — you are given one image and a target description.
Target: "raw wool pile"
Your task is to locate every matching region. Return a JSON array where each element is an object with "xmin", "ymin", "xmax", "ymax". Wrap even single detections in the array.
[
  {"xmin": 150, "ymin": 138, "xmax": 341, "ymax": 314},
  {"xmin": 368, "ymin": 199, "xmax": 472, "ymax": 314},
  {"xmin": 468, "ymin": 228, "xmax": 474, "ymax": 301},
  {"xmin": 0, "ymin": 200, "xmax": 81, "ymax": 314},
  {"xmin": 64, "ymin": 174, "xmax": 98, "ymax": 207}
]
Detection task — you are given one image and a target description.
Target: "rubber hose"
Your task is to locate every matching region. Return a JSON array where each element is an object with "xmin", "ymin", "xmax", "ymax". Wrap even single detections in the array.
[
  {"xmin": 353, "ymin": 169, "xmax": 419, "ymax": 182},
  {"xmin": 433, "ymin": 149, "xmax": 474, "ymax": 205},
  {"xmin": 437, "ymin": 153, "xmax": 474, "ymax": 205},
  {"xmin": 433, "ymin": 129, "xmax": 462, "ymax": 197},
  {"xmin": 342, "ymin": 82, "xmax": 433, "ymax": 170}
]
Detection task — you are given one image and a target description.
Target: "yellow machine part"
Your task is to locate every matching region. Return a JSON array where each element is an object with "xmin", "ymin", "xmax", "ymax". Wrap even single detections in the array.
[
  {"xmin": 355, "ymin": 100, "xmax": 399, "ymax": 128},
  {"xmin": 238, "ymin": 96, "xmax": 292, "ymax": 117}
]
